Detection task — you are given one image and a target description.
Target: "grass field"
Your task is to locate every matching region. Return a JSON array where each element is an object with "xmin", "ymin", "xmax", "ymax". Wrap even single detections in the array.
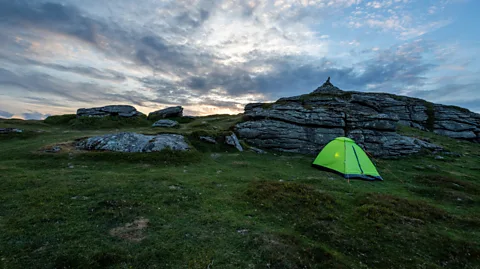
[{"xmin": 0, "ymin": 116, "xmax": 479, "ymax": 268}]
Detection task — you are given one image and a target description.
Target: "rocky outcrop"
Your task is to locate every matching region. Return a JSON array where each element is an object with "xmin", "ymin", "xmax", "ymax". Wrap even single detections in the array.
[
  {"xmin": 77, "ymin": 105, "xmax": 143, "ymax": 118},
  {"xmin": 433, "ymin": 106, "xmax": 479, "ymax": 140},
  {"xmin": 234, "ymin": 78, "xmax": 472, "ymax": 157},
  {"xmin": 148, "ymin": 106, "xmax": 183, "ymax": 120},
  {"xmin": 77, "ymin": 132, "xmax": 190, "ymax": 152},
  {"xmin": 152, "ymin": 119, "xmax": 179, "ymax": 128}
]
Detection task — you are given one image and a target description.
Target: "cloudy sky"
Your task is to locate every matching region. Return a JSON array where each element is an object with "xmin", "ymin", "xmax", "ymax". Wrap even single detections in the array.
[{"xmin": 0, "ymin": 0, "xmax": 479, "ymax": 119}]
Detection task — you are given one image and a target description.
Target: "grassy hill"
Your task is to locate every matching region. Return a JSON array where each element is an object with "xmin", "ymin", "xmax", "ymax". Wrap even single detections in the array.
[{"xmin": 0, "ymin": 115, "xmax": 479, "ymax": 268}]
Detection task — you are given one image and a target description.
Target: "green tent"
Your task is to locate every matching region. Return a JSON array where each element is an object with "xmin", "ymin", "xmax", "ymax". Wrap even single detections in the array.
[{"xmin": 312, "ymin": 137, "xmax": 383, "ymax": 181}]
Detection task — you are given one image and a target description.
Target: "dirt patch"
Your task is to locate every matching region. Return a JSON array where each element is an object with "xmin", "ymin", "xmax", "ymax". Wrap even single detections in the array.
[{"xmin": 109, "ymin": 218, "xmax": 149, "ymax": 242}]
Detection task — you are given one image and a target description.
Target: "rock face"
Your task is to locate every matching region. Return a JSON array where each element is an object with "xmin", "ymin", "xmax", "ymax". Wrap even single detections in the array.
[
  {"xmin": 225, "ymin": 132, "xmax": 243, "ymax": 151},
  {"xmin": 152, "ymin": 119, "xmax": 179, "ymax": 128},
  {"xmin": 77, "ymin": 132, "xmax": 190, "ymax": 152},
  {"xmin": 234, "ymin": 78, "xmax": 473, "ymax": 157},
  {"xmin": 148, "ymin": 106, "xmax": 183, "ymax": 120},
  {"xmin": 77, "ymin": 105, "xmax": 142, "ymax": 118}
]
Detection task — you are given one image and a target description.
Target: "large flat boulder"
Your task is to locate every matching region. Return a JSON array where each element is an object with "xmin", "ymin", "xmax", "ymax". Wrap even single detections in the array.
[
  {"xmin": 148, "ymin": 106, "xmax": 183, "ymax": 120},
  {"xmin": 152, "ymin": 119, "xmax": 179, "ymax": 128},
  {"xmin": 77, "ymin": 105, "xmax": 142, "ymax": 118},
  {"xmin": 77, "ymin": 132, "xmax": 190, "ymax": 152}
]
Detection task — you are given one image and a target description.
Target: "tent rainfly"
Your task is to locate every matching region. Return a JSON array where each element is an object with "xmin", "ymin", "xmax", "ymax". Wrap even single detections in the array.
[{"xmin": 312, "ymin": 137, "xmax": 383, "ymax": 181}]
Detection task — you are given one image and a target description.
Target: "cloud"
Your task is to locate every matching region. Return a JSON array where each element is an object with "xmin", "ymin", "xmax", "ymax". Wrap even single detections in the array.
[
  {"xmin": 0, "ymin": 1, "xmax": 99, "ymax": 44},
  {"xmin": 22, "ymin": 111, "xmax": 51, "ymax": 120},
  {"xmin": 0, "ymin": 53, "xmax": 126, "ymax": 82},
  {"xmin": 209, "ymin": 39, "xmax": 440, "ymax": 98},
  {"xmin": 409, "ymin": 82, "xmax": 480, "ymax": 111},
  {"xmin": 346, "ymin": 40, "xmax": 438, "ymax": 90},
  {"xmin": 0, "ymin": 110, "xmax": 14, "ymax": 119},
  {"xmin": 0, "ymin": 0, "xmax": 478, "ymax": 116},
  {"xmin": 0, "ymin": 68, "xmax": 150, "ymax": 106},
  {"xmin": 346, "ymin": 0, "xmax": 453, "ymax": 40}
]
